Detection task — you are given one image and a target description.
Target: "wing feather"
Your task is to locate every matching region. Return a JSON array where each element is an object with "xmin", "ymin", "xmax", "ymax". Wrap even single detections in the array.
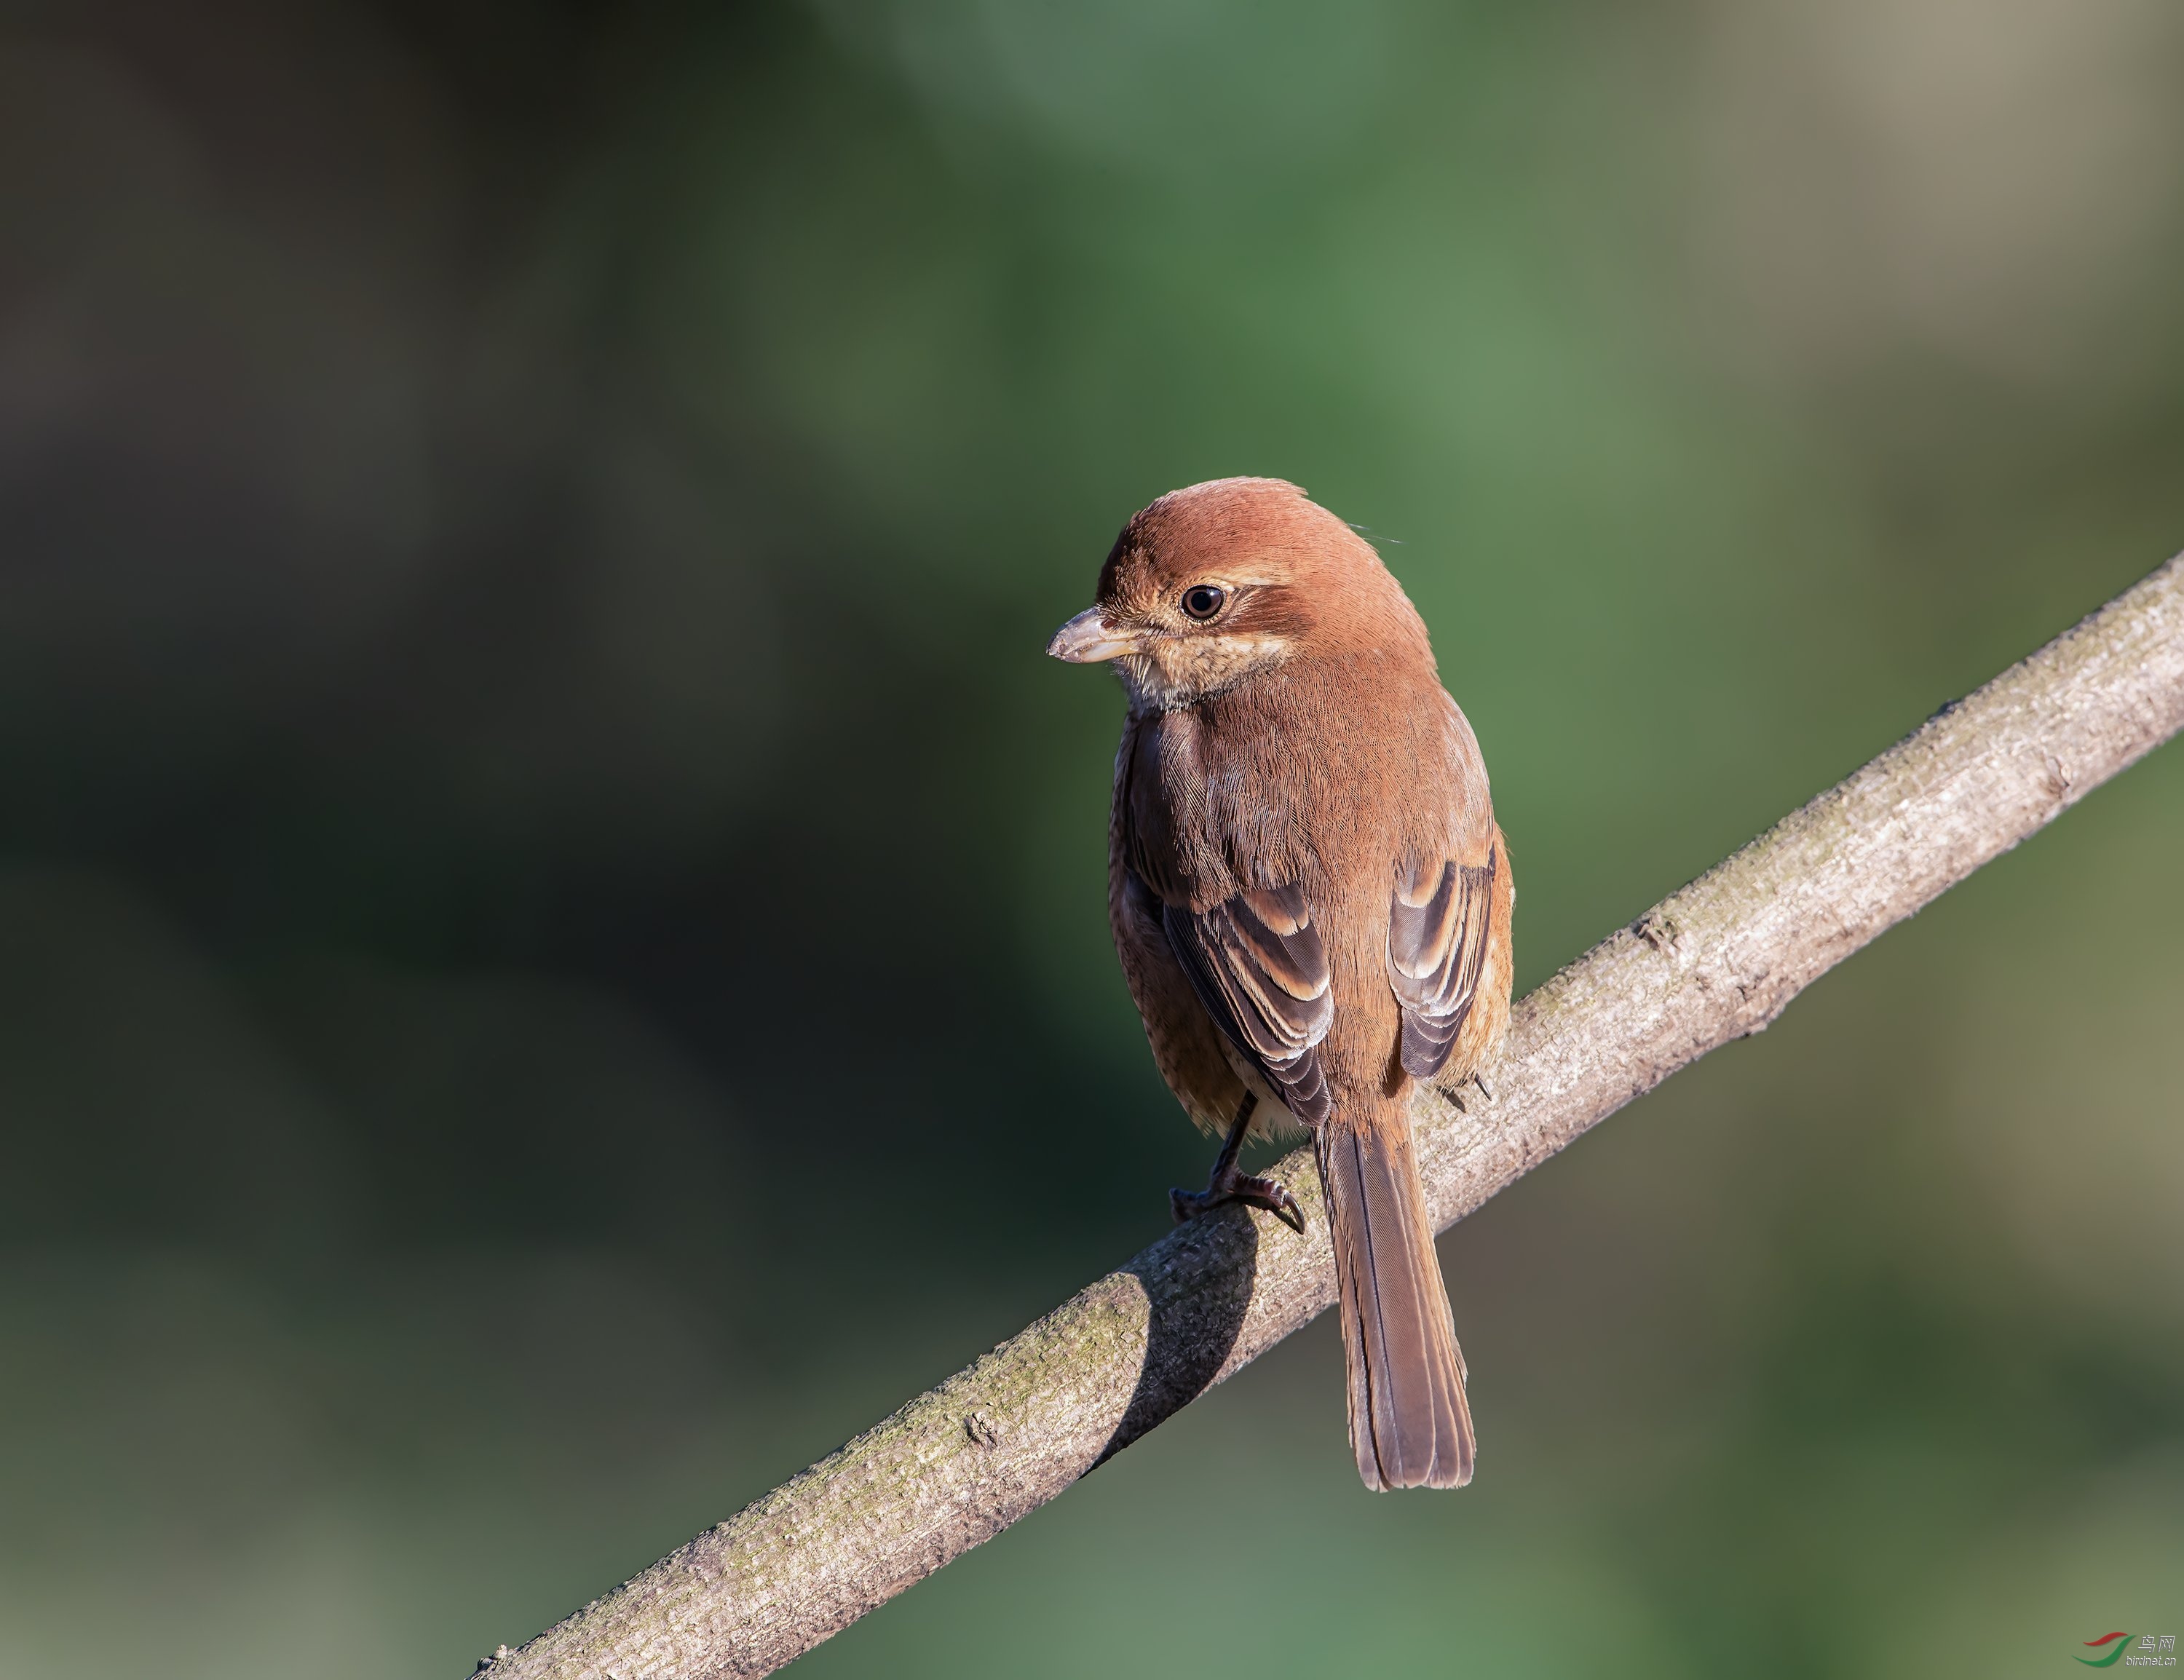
[
  {"xmin": 1160, "ymin": 882, "xmax": 1334, "ymax": 1123},
  {"xmin": 1387, "ymin": 844, "xmax": 1497, "ymax": 1078}
]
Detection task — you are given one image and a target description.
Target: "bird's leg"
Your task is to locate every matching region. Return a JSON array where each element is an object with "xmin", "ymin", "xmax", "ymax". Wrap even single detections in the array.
[{"xmin": 1170, "ymin": 1093, "xmax": 1306, "ymax": 1234}]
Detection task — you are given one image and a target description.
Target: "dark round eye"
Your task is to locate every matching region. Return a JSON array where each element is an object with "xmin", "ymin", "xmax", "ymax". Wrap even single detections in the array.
[{"xmin": 1181, "ymin": 585, "xmax": 1227, "ymax": 621}]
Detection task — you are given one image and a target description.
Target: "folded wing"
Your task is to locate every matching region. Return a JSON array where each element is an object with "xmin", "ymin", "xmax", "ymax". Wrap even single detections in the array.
[
  {"xmin": 1160, "ymin": 882, "xmax": 1334, "ymax": 1124},
  {"xmin": 1386, "ymin": 844, "xmax": 1498, "ymax": 1079}
]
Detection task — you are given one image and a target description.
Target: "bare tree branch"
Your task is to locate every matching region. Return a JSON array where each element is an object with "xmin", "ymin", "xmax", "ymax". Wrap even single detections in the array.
[{"xmin": 483, "ymin": 552, "xmax": 2184, "ymax": 1680}]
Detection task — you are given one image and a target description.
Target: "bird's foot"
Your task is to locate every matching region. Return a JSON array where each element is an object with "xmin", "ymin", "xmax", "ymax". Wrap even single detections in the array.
[{"xmin": 1170, "ymin": 1168, "xmax": 1306, "ymax": 1235}]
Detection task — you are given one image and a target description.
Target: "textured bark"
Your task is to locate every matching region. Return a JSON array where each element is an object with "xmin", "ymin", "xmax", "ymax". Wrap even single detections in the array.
[{"xmin": 483, "ymin": 552, "xmax": 2184, "ymax": 1680}]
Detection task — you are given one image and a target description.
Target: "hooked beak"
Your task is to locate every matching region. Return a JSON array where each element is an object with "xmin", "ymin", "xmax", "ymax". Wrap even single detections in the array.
[{"xmin": 1047, "ymin": 607, "xmax": 1144, "ymax": 664}]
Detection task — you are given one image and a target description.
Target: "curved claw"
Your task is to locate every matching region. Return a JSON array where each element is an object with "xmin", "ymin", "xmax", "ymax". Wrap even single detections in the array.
[
  {"xmin": 1254, "ymin": 1179, "xmax": 1307, "ymax": 1235},
  {"xmin": 1169, "ymin": 1091, "xmax": 1306, "ymax": 1235},
  {"xmin": 1168, "ymin": 1176, "xmax": 1306, "ymax": 1235}
]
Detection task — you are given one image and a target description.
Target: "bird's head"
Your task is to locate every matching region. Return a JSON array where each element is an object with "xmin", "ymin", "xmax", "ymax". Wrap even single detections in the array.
[{"xmin": 1047, "ymin": 477, "xmax": 1427, "ymax": 711}]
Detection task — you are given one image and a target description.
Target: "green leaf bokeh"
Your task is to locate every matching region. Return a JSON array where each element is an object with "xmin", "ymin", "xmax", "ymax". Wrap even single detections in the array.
[{"xmin": 1, "ymin": 3, "xmax": 2181, "ymax": 1675}]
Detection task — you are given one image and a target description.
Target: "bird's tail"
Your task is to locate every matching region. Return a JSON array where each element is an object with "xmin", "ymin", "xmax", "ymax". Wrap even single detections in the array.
[{"xmin": 1314, "ymin": 1111, "xmax": 1474, "ymax": 1489}]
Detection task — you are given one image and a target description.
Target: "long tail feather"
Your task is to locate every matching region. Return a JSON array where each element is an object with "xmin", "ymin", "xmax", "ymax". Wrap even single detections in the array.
[{"xmin": 1315, "ymin": 1114, "xmax": 1474, "ymax": 1489}]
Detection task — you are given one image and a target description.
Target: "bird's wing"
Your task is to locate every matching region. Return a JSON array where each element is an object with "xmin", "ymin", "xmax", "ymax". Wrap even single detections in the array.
[
  {"xmin": 1119, "ymin": 715, "xmax": 1334, "ymax": 1122},
  {"xmin": 1160, "ymin": 884, "xmax": 1334, "ymax": 1124},
  {"xmin": 1385, "ymin": 842, "xmax": 1498, "ymax": 1079}
]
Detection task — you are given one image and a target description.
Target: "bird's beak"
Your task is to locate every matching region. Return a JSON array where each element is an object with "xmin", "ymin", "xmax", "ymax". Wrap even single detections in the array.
[{"xmin": 1047, "ymin": 607, "xmax": 1143, "ymax": 664}]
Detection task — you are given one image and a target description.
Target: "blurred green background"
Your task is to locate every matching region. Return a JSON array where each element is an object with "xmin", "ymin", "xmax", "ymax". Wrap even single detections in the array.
[{"xmin": 3, "ymin": 2, "xmax": 2182, "ymax": 1676}]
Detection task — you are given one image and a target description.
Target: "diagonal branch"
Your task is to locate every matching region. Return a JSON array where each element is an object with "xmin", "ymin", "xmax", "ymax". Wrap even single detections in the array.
[{"xmin": 485, "ymin": 552, "xmax": 2184, "ymax": 1680}]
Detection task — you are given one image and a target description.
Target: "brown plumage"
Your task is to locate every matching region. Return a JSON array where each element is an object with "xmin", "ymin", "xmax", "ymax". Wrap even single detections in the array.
[{"xmin": 1048, "ymin": 477, "xmax": 1514, "ymax": 1491}]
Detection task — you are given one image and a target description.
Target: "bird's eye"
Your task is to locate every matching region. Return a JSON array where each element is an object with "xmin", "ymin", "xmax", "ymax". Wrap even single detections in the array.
[{"xmin": 1182, "ymin": 585, "xmax": 1227, "ymax": 621}]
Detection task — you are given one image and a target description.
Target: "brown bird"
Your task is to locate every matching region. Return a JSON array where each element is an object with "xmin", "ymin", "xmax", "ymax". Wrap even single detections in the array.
[{"xmin": 1048, "ymin": 477, "xmax": 1514, "ymax": 1490}]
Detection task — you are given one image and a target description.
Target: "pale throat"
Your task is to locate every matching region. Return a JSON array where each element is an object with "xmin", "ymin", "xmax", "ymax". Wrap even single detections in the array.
[{"xmin": 1115, "ymin": 633, "xmax": 1292, "ymax": 713}]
